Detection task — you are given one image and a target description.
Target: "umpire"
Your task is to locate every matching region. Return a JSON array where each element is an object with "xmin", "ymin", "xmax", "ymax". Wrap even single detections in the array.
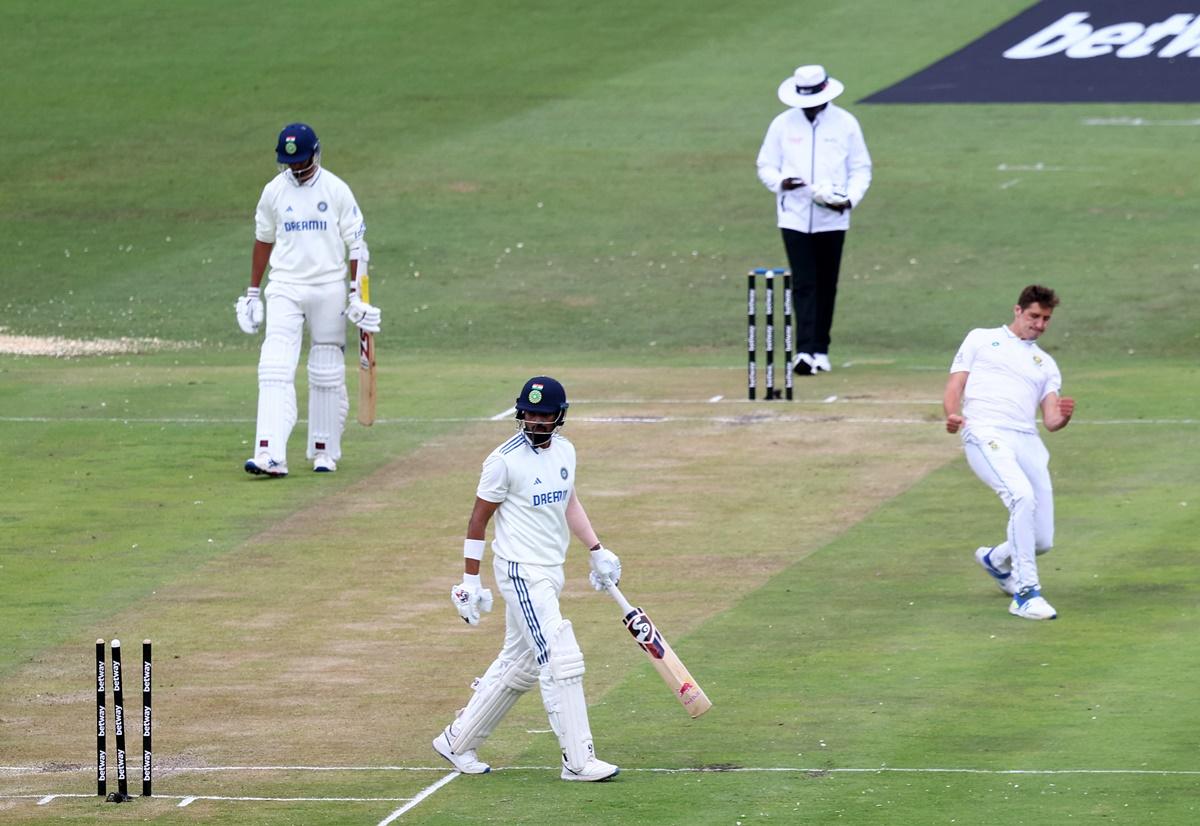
[{"xmin": 756, "ymin": 64, "xmax": 872, "ymax": 375}]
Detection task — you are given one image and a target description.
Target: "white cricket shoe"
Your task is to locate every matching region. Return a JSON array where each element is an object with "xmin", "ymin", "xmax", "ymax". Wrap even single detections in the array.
[
  {"xmin": 561, "ymin": 756, "xmax": 619, "ymax": 782},
  {"xmin": 244, "ymin": 453, "xmax": 288, "ymax": 478},
  {"xmin": 1009, "ymin": 587, "xmax": 1057, "ymax": 620},
  {"xmin": 312, "ymin": 453, "xmax": 337, "ymax": 473},
  {"xmin": 812, "ymin": 353, "xmax": 832, "ymax": 373},
  {"xmin": 432, "ymin": 726, "xmax": 490, "ymax": 774},
  {"xmin": 974, "ymin": 546, "xmax": 1017, "ymax": 596}
]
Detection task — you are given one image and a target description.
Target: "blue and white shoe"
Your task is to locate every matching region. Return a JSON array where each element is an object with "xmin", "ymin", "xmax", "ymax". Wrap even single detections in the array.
[
  {"xmin": 1009, "ymin": 586, "xmax": 1057, "ymax": 620},
  {"xmin": 975, "ymin": 546, "xmax": 1016, "ymax": 596},
  {"xmin": 244, "ymin": 452, "xmax": 288, "ymax": 478}
]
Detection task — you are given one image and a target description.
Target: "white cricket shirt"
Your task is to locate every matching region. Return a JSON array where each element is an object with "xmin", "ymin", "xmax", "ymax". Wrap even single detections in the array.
[
  {"xmin": 254, "ymin": 167, "xmax": 366, "ymax": 286},
  {"xmin": 477, "ymin": 432, "xmax": 577, "ymax": 567},
  {"xmin": 950, "ymin": 325, "xmax": 1062, "ymax": 435}
]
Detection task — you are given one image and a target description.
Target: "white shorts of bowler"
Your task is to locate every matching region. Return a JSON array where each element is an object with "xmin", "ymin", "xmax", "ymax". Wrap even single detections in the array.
[
  {"xmin": 442, "ymin": 557, "xmax": 617, "ymax": 781},
  {"xmin": 253, "ymin": 280, "xmax": 348, "ymax": 467},
  {"xmin": 962, "ymin": 426, "xmax": 1055, "ymax": 597}
]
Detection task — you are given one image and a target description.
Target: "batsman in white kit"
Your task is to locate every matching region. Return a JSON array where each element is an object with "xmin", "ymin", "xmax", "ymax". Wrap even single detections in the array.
[
  {"xmin": 434, "ymin": 376, "xmax": 622, "ymax": 781},
  {"xmin": 235, "ymin": 122, "xmax": 381, "ymax": 477},
  {"xmin": 944, "ymin": 285, "xmax": 1076, "ymax": 621}
]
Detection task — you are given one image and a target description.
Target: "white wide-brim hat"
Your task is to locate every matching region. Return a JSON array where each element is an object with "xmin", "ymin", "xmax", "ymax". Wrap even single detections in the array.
[{"xmin": 777, "ymin": 64, "xmax": 845, "ymax": 108}]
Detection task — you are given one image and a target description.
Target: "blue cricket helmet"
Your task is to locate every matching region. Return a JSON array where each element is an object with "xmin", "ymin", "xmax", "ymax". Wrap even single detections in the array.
[
  {"xmin": 276, "ymin": 123, "xmax": 320, "ymax": 164},
  {"xmin": 515, "ymin": 376, "xmax": 568, "ymax": 447},
  {"xmin": 516, "ymin": 376, "xmax": 568, "ymax": 416}
]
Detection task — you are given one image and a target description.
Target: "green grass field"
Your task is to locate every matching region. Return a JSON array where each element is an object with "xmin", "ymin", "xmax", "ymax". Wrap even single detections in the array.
[{"xmin": 3, "ymin": 1, "xmax": 1199, "ymax": 823}]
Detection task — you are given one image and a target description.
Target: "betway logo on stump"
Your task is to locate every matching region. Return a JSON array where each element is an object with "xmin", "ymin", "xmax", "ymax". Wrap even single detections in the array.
[{"xmin": 862, "ymin": 1, "xmax": 1200, "ymax": 103}]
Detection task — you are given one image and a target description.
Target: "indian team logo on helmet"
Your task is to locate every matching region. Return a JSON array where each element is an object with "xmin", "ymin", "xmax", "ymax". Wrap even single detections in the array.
[
  {"xmin": 285, "ymin": 139, "xmax": 298, "ymax": 155},
  {"xmin": 528, "ymin": 383, "xmax": 544, "ymax": 404}
]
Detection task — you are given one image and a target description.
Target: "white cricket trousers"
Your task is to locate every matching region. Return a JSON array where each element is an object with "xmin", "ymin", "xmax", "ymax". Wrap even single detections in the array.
[
  {"xmin": 492, "ymin": 557, "xmax": 566, "ymax": 677},
  {"xmin": 962, "ymin": 426, "xmax": 1055, "ymax": 593},
  {"xmin": 255, "ymin": 280, "xmax": 348, "ymax": 463}
]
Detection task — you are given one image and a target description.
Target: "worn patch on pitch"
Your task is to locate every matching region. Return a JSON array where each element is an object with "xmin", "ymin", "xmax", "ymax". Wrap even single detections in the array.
[
  {"xmin": 862, "ymin": 0, "xmax": 1200, "ymax": 103},
  {"xmin": 0, "ymin": 332, "xmax": 199, "ymax": 357}
]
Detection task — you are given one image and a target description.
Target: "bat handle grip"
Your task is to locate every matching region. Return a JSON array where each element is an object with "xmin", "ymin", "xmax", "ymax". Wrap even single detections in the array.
[{"xmin": 606, "ymin": 584, "xmax": 635, "ymax": 615}]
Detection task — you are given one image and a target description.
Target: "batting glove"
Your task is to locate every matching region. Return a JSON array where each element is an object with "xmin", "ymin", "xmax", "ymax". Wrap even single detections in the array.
[
  {"xmin": 451, "ymin": 574, "xmax": 494, "ymax": 625},
  {"xmin": 235, "ymin": 287, "xmax": 264, "ymax": 334},
  {"xmin": 346, "ymin": 297, "xmax": 382, "ymax": 333},
  {"xmin": 588, "ymin": 545, "xmax": 621, "ymax": 591}
]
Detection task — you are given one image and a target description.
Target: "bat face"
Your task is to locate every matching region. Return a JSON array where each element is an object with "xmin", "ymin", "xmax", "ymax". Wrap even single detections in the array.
[
  {"xmin": 623, "ymin": 609, "xmax": 667, "ymax": 658},
  {"xmin": 356, "ymin": 273, "xmax": 376, "ymax": 426},
  {"xmin": 621, "ymin": 605, "xmax": 712, "ymax": 718}
]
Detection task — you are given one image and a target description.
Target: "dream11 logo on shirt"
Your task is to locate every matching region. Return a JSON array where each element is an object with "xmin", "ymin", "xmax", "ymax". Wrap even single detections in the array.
[{"xmin": 861, "ymin": 0, "xmax": 1200, "ymax": 103}]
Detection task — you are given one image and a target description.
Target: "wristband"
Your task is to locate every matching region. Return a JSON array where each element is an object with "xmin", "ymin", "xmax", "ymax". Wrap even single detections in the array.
[
  {"xmin": 589, "ymin": 543, "xmax": 602, "ymax": 552},
  {"xmin": 247, "ymin": 286, "xmax": 261, "ymax": 298},
  {"xmin": 464, "ymin": 538, "xmax": 485, "ymax": 561},
  {"xmin": 463, "ymin": 572, "xmax": 481, "ymax": 588}
]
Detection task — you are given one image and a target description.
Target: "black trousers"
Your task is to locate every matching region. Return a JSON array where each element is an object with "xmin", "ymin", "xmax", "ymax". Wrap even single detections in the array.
[{"xmin": 781, "ymin": 228, "xmax": 846, "ymax": 355}]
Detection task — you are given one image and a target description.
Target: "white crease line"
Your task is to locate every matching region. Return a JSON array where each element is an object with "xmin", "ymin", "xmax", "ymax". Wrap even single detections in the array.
[
  {"xmin": 570, "ymin": 398, "xmax": 942, "ymax": 406},
  {"xmin": 0, "ymin": 765, "xmax": 460, "ymax": 774},
  {"xmin": 10, "ymin": 766, "xmax": 1200, "ymax": 808},
  {"xmin": 7, "ymin": 764, "xmax": 1200, "ymax": 780},
  {"xmin": 1084, "ymin": 117, "xmax": 1200, "ymax": 127},
  {"xmin": 175, "ymin": 795, "xmax": 411, "ymax": 807},
  {"xmin": 0, "ymin": 410, "xmax": 1194, "ymax": 427},
  {"xmin": 489, "ymin": 406, "xmax": 516, "ymax": 421},
  {"xmin": 996, "ymin": 163, "xmax": 1067, "ymax": 172},
  {"xmin": 484, "ymin": 765, "xmax": 1200, "ymax": 776},
  {"xmin": 377, "ymin": 771, "xmax": 459, "ymax": 825}
]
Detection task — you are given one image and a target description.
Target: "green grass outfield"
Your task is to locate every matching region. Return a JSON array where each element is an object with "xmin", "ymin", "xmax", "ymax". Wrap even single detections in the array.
[{"xmin": 3, "ymin": 1, "xmax": 1199, "ymax": 824}]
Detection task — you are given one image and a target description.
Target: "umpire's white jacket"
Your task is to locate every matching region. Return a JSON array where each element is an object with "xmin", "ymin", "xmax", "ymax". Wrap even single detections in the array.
[{"xmin": 756, "ymin": 103, "xmax": 872, "ymax": 234}]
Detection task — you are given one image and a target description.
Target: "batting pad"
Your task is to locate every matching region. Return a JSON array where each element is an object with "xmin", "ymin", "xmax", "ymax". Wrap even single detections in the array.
[
  {"xmin": 545, "ymin": 620, "xmax": 593, "ymax": 772},
  {"xmin": 451, "ymin": 651, "xmax": 539, "ymax": 754},
  {"xmin": 306, "ymin": 344, "xmax": 346, "ymax": 460},
  {"xmin": 256, "ymin": 357, "xmax": 297, "ymax": 460}
]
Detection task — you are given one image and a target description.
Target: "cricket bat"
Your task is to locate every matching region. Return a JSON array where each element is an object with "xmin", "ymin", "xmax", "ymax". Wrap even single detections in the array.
[
  {"xmin": 607, "ymin": 584, "xmax": 712, "ymax": 718},
  {"xmin": 356, "ymin": 273, "xmax": 376, "ymax": 426}
]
